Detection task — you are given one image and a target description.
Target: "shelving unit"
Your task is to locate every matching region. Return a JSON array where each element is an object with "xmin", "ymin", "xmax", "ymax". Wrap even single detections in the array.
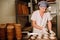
[
  {"xmin": 15, "ymin": 0, "xmax": 33, "ymax": 35},
  {"xmin": 15, "ymin": 0, "xmax": 30, "ymax": 27}
]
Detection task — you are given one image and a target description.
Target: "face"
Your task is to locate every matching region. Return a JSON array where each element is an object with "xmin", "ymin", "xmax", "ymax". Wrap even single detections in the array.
[{"xmin": 39, "ymin": 6, "xmax": 47, "ymax": 13}]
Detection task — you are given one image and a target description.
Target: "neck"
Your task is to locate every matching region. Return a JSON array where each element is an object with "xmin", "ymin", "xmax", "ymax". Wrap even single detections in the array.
[
  {"xmin": 39, "ymin": 10, "xmax": 45, "ymax": 18},
  {"xmin": 39, "ymin": 10, "xmax": 44, "ymax": 15}
]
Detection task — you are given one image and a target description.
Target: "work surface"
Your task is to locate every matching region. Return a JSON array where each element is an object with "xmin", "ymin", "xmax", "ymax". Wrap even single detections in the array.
[
  {"xmin": 28, "ymin": 37, "xmax": 57, "ymax": 40},
  {"xmin": 28, "ymin": 39, "xmax": 57, "ymax": 40},
  {"xmin": 22, "ymin": 38, "xmax": 57, "ymax": 40},
  {"xmin": 22, "ymin": 36, "xmax": 57, "ymax": 40},
  {"xmin": 22, "ymin": 32, "xmax": 57, "ymax": 40}
]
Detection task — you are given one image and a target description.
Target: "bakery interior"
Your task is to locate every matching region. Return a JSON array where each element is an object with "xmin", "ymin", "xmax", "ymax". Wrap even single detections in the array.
[{"xmin": 0, "ymin": 0, "xmax": 60, "ymax": 40}]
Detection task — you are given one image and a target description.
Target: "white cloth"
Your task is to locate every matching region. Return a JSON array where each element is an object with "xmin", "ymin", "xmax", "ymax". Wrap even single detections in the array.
[{"xmin": 31, "ymin": 10, "xmax": 52, "ymax": 36}]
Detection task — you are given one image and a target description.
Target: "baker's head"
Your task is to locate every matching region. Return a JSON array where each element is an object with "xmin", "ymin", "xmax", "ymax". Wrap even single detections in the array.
[
  {"xmin": 38, "ymin": 1, "xmax": 49, "ymax": 12},
  {"xmin": 38, "ymin": 1, "xmax": 49, "ymax": 8}
]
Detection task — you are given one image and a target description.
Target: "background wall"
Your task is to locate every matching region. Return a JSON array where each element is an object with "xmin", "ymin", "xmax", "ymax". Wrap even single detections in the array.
[
  {"xmin": 0, "ymin": 0, "xmax": 16, "ymax": 24},
  {"xmin": 56, "ymin": 0, "xmax": 60, "ymax": 38}
]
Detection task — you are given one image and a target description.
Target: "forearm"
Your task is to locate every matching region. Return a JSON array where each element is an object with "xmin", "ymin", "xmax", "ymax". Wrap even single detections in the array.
[
  {"xmin": 48, "ymin": 21, "xmax": 52, "ymax": 31},
  {"xmin": 32, "ymin": 23, "xmax": 41, "ymax": 29},
  {"xmin": 31, "ymin": 21, "xmax": 42, "ymax": 30}
]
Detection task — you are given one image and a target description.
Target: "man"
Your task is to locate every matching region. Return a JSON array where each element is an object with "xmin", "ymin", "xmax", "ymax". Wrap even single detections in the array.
[{"xmin": 31, "ymin": 1, "xmax": 55, "ymax": 39}]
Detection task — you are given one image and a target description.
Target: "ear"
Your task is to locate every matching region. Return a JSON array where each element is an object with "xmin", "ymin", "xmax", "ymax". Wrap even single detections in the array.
[{"xmin": 39, "ymin": 6, "xmax": 41, "ymax": 9}]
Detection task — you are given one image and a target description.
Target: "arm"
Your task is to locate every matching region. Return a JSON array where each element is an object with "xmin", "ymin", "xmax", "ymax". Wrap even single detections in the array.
[
  {"xmin": 47, "ymin": 13, "xmax": 55, "ymax": 34},
  {"xmin": 48, "ymin": 20, "xmax": 56, "ymax": 35},
  {"xmin": 31, "ymin": 12, "xmax": 43, "ymax": 30},
  {"xmin": 47, "ymin": 20, "xmax": 52, "ymax": 31},
  {"xmin": 31, "ymin": 20, "xmax": 43, "ymax": 30}
]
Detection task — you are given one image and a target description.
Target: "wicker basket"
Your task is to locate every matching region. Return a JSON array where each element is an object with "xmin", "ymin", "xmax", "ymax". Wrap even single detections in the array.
[
  {"xmin": 14, "ymin": 24, "xmax": 22, "ymax": 40},
  {"xmin": 0, "ymin": 24, "xmax": 6, "ymax": 40},
  {"xmin": 7, "ymin": 24, "xmax": 14, "ymax": 40}
]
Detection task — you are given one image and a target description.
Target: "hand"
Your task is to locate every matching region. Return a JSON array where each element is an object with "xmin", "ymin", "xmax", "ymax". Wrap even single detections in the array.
[
  {"xmin": 49, "ymin": 30, "xmax": 56, "ymax": 37},
  {"xmin": 50, "ymin": 30, "xmax": 55, "ymax": 34},
  {"xmin": 39, "ymin": 26, "xmax": 43, "ymax": 30}
]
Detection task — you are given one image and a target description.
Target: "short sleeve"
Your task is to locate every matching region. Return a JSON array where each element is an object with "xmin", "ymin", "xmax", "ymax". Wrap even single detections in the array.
[
  {"xmin": 31, "ymin": 12, "xmax": 36, "ymax": 21},
  {"xmin": 47, "ymin": 13, "xmax": 52, "ymax": 21}
]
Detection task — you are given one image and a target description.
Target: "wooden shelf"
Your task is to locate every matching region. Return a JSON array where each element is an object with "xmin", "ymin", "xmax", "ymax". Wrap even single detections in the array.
[{"xmin": 48, "ymin": 1, "xmax": 56, "ymax": 4}]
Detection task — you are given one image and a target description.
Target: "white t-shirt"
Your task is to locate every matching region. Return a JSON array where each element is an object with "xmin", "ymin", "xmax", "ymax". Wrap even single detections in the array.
[{"xmin": 31, "ymin": 10, "xmax": 52, "ymax": 34}]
